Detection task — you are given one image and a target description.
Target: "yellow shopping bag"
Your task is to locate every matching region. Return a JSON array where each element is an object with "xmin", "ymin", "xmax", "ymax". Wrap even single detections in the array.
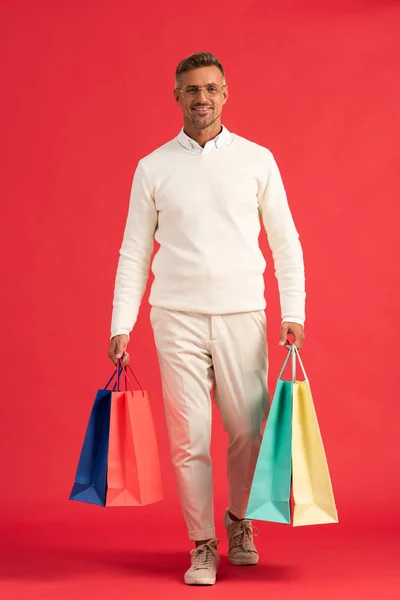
[{"xmin": 291, "ymin": 346, "xmax": 338, "ymax": 526}]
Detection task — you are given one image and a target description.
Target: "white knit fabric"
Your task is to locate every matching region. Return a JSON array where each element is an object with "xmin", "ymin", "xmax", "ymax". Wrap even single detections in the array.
[{"xmin": 111, "ymin": 126, "xmax": 305, "ymax": 337}]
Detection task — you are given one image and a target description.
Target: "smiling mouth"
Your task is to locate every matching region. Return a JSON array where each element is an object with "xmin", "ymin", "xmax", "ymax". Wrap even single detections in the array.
[{"xmin": 192, "ymin": 106, "xmax": 212, "ymax": 113}]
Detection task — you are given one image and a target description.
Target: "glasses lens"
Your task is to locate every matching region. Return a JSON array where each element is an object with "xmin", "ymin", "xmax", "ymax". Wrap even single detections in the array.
[
  {"xmin": 183, "ymin": 85, "xmax": 222, "ymax": 98},
  {"xmin": 186, "ymin": 88, "xmax": 199, "ymax": 98},
  {"xmin": 205, "ymin": 85, "xmax": 220, "ymax": 96}
]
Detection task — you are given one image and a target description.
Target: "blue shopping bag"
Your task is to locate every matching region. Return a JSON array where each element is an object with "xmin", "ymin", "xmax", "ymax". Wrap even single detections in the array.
[
  {"xmin": 69, "ymin": 368, "xmax": 120, "ymax": 506},
  {"xmin": 245, "ymin": 347, "xmax": 295, "ymax": 524}
]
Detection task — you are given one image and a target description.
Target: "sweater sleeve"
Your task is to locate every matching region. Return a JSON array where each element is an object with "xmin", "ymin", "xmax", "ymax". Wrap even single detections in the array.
[
  {"xmin": 110, "ymin": 160, "xmax": 158, "ymax": 338},
  {"xmin": 258, "ymin": 153, "xmax": 306, "ymax": 326}
]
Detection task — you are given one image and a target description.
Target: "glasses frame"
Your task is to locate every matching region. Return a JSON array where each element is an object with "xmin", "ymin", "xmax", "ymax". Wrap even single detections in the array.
[{"xmin": 176, "ymin": 84, "xmax": 227, "ymax": 100}]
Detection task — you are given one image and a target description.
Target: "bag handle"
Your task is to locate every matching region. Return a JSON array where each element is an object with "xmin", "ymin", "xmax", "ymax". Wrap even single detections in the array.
[
  {"xmin": 104, "ymin": 362, "xmax": 126, "ymax": 390},
  {"xmin": 278, "ymin": 345, "xmax": 293, "ymax": 381},
  {"xmin": 104, "ymin": 367, "xmax": 119, "ymax": 390},
  {"xmin": 116, "ymin": 360, "xmax": 145, "ymax": 396},
  {"xmin": 278, "ymin": 344, "xmax": 308, "ymax": 382},
  {"xmin": 293, "ymin": 344, "xmax": 308, "ymax": 381},
  {"xmin": 127, "ymin": 364, "xmax": 145, "ymax": 396}
]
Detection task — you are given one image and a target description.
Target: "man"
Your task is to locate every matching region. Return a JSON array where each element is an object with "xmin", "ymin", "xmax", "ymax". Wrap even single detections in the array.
[{"xmin": 108, "ymin": 52, "xmax": 306, "ymax": 586}]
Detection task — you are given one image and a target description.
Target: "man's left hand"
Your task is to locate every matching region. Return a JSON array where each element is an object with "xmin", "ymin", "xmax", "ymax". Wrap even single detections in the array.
[{"xmin": 279, "ymin": 322, "xmax": 305, "ymax": 350}]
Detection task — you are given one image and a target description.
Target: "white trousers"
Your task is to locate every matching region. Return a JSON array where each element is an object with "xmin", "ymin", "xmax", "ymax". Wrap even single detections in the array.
[{"xmin": 150, "ymin": 307, "xmax": 270, "ymax": 541}]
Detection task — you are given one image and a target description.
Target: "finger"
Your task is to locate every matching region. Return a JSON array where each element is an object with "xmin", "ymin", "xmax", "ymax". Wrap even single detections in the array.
[
  {"xmin": 115, "ymin": 351, "xmax": 127, "ymax": 368},
  {"xmin": 279, "ymin": 327, "xmax": 288, "ymax": 346},
  {"xmin": 295, "ymin": 332, "xmax": 305, "ymax": 350},
  {"xmin": 115, "ymin": 340, "xmax": 127, "ymax": 360},
  {"xmin": 122, "ymin": 352, "xmax": 130, "ymax": 367},
  {"xmin": 108, "ymin": 348, "xmax": 118, "ymax": 365}
]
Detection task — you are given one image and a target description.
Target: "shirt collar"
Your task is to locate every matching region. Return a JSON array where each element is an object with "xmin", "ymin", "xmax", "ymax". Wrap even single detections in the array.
[{"xmin": 176, "ymin": 125, "xmax": 234, "ymax": 154}]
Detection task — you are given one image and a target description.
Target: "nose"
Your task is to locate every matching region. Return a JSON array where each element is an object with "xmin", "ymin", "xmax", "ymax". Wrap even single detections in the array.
[{"xmin": 197, "ymin": 87, "xmax": 209, "ymax": 101}]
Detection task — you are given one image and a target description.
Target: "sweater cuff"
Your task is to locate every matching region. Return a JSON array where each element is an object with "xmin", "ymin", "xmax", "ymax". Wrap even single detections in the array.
[
  {"xmin": 281, "ymin": 318, "xmax": 305, "ymax": 327},
  {"xmin": 110, "ymin": 329, "xmax": 131, "ymax": 341}
]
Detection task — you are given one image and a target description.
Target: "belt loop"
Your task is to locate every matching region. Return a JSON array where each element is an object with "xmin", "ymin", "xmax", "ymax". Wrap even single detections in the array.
[{"xmin": 210, "ymin": 314, "xmax": 219, "ymax": 341}]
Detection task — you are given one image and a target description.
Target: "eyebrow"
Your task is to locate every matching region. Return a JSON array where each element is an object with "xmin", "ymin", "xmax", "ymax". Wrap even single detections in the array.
[{"xmin": 184, "ymin": 82, "xmax": 219, "ymax": 88}]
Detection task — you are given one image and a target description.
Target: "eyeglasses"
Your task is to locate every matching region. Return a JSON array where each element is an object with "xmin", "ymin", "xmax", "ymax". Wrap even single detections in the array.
[{"xmin": 176, "ymin": 84, "xmax": 226, "ymax": 99}]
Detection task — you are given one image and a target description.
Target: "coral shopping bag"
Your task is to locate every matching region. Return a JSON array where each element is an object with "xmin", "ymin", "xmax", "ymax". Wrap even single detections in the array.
[
  {"xmin": 105, "ymin": 361, "xmax": 163, "ymax": 506},
  {"xmin": 291, "ymin": 346, "xmax": 338, "ymax": 526}
]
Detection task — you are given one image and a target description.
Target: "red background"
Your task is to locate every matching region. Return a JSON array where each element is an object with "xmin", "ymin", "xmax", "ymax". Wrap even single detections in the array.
[{"xmin": 1, "ymin": 1, "xmax": 399, "ymax": 598}]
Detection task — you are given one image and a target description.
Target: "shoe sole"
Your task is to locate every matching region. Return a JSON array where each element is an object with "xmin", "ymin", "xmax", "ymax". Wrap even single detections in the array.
[
  {"xmin": 228, "ymin": 557, "xmax": 259, "ymax": 566},
  {"xmin": 184, "ymin": 576, "xmax": 216, "ymax": 585}
]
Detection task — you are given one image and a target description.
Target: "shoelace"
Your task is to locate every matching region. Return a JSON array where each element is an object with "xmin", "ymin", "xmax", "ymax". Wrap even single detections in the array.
[
  {"xmin": 231, "ymin": 520, "xmax": 260, "ymax": 551},
  {"xmin": 190, "ymin": 541, "xmax": 218, "ymax": 571}
]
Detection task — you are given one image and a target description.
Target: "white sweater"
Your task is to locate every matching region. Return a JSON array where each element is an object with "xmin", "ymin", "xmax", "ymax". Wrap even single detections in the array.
[{"xmin": 111, "ymin": 126, "xmax": 306, "ymax": 338}]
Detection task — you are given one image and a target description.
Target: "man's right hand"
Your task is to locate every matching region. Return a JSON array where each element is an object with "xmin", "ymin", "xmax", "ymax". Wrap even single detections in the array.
[{"xmin": 108, "ymin": 334, "xmax": 130, "ymax": 367}]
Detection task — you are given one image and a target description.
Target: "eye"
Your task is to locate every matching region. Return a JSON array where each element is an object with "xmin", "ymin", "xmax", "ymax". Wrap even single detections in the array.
[
  {"xmin": 186, "ymin": 87, "xmax": 198, "ymax": 96},
  {"xmin": 207, "ymin": 85, "xmax": 218, "ymax": 94}
]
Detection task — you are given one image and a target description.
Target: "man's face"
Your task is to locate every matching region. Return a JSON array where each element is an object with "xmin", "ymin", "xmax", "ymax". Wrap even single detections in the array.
[{"xmin": 174, "ymin": 66, "xmax": 228, "ymax": 130}]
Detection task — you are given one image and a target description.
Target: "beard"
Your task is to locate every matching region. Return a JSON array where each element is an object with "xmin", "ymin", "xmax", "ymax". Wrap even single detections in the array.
[{"xmin": 190, "ymin": 108, "xmax": 218, "ymax": 130}]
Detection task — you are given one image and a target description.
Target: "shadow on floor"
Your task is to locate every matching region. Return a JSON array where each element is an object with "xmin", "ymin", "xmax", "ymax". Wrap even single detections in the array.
[{"xmin": 0, "ymin": 545, "xmax": 299, "ymax": 584}]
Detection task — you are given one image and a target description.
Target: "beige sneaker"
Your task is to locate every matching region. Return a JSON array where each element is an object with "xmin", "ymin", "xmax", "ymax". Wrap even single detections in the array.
[
  {"xmin": 184, "ymin": 538, "xmax": 220, "ymax": 585},
  {"xmin": 224, "ymin": 510, "xmax": 259, "ymax": 565}
]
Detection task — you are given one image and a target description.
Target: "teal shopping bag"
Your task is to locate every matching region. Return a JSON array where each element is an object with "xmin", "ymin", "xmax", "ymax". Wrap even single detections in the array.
[{"xmin": 245, "ymin": 348, "xmax": 295, "ymax": 524}]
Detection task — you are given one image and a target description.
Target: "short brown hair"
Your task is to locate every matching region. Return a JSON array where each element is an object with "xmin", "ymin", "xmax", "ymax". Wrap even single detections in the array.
[{"xmin": 175, "ymin": 52, "xmax": 225, "ymax": 85}]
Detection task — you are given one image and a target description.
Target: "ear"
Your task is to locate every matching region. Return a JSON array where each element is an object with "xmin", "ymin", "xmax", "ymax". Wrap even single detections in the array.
[
  {"xmin": 221, "ymin": 85, "xmax": 229, "ymax": 106},
  {"xmin": 173, "ymin": 88, "xmax": 181, "ymax": 105}
]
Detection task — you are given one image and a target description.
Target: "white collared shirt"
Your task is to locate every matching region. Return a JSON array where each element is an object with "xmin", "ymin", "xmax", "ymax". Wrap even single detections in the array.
[{"xmin": 176, "ymin": 125, "xmax": 235, "ymax": 154}]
